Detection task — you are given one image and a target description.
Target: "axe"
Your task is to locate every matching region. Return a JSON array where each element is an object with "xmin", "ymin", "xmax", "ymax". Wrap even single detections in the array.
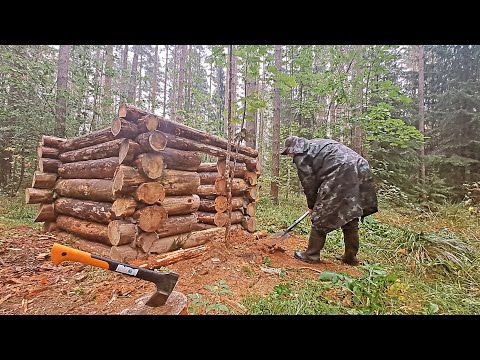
[
  {"xmin": 267, "ymin": 210, "xmax": 311, "ymax": 249},
  {"xmin": 50, "ymin": 243, "xmax": 179, "ymax": 307}
]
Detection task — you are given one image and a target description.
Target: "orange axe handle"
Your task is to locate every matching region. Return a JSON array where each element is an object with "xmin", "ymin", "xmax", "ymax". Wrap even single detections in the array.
[{"xmin": 51, "ymin": 243, "xmax": 109, "ymax": 269}]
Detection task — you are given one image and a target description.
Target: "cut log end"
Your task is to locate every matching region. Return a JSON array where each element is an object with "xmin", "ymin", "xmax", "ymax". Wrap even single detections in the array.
[
  {"xmin": 112, "ymin": 197, "xmax": 137, "ymax": 218},
  {"xmin": 136, "ymin": 131, "xmax": 167, "ymax": 153},
  {"xmin": 108, "ymin": 220, "xmax": 138, "ymax": 246},
  {"xmin": 35, "ymin": 203, "xmax": 56, "ymax": 222},
  {"xmin": 242, "ymin": 216, "xmax": 256, "ymax": 233},
  {"xmin": 133, "ymin": 205, "xmax": 168, "ymax": 232},
  {"xmin": 134, "ymin": 182, "xmax": 165, "ymax": 204},
  {"xmin": 25, "ymin": 188, "xmax": 54, "ymax": 204},
  {"xmin": 134, "ymin": 153, "xmax": 164, "ymax": 180},
  {"xmin": 119, "ymin": 139, "xmax": 141, "ymax": 164}
]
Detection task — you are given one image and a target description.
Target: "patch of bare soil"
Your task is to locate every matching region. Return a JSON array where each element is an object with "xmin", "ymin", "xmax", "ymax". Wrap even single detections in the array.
[{"xmin": 0, "ymin": 224, "xmax": 360, "ymax": 315}]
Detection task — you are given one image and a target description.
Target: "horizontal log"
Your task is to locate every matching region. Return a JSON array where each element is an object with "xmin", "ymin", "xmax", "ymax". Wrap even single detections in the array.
[
  {"xmin": 56, "ymin": 215, "xmax": 110, "ymax": 244},
  {"xmin": 41, "ymin": 135, "xmax": 66, "ymax": 148},
  {"xmin": 118, "ymin": 139, "xmax": 141, "ymax": 164},
  {"xmin": 217, "ymin": 159, "xmax": 247, "ymax": 177},
  {"xmin": 77, "ymin": 239, "xmax": 111, "ymax": 258},
  {"xmin": 182, "ymin": 228, "xmax": 225, "ymax": 249},
  {"xmin": 31, "ymin": 171, "xmax": 57, "ymax": 189},
  {"xmin": 242, "ymin": 216, "xmax": 256, "ymax": 233},
  {"xmin": 214, "ymin": 210, "xmax": 244, "ymax": 227},
  {"xmin": 59, "ymin": 138, "xmax": 124, "ymax": 163},
  {"xmin": 111, "ymin": 117, "xmax": 139, "ymax": 138},
  {"xmin": 191, "ymin": 222, "xmax": 217, "ymax": 231},
  {"xmin": 155, "ymin": 214, "xmax": 198, "ymax": 239},
  {"xmin": 133, "ymin": 205, "xmax": 168, "ymax": 232},
  {"xmin": 54, "ymin": 197, "xmax": 113, "ymax": 224},
  {"xmin": 43, "ymin": 221, "xmax": 58, "ymax": 233},
  {"xmin": 134, "ymin": 153, "xmax": 164, "ymax": 179},
  {"xmin": 214, "ymin": 196, "xmax": 245, "ymax": 212},
  {"xmin": 57, "ymin": 157, "xmax": 120, "ymax": 179},
  {"xmin": 59, "ymin": 124, "xmax": 136, "ymax": 152},
  {"xmin": 245, "ymin": 202, "xmax": 256, "ymax": 217},
  {"xmin": 34, "ymin": 203, "xmax": 56, "ymax": 222},
  {"xmin": 134, "ymin": 182, "xmax": 165, "ymax": 204},
  {"xmin": 198, "ymin": 198, "xmax": 216, "ymax": 212},
  {"xmin": 158, "ymin": 169, "xmax": 200, "ymax": 196},
  {"xmin": 199, "ymin": 172, "xmax": 222, "ymax": 185},
  {"xmin": 196, "ymin": 185, "xmax": 217, "ymax": 197},
  {"xmin": 135, "ymin": 232, "xmax": 159, "ymax": 254},
  {"xmin": 245, "ymin": 186, "xmax": 257, "ymax": 201},
  {"xmin": 37, "ymin": 145, "xmax": 59, "ymax": 159},
  {"xmin": 161, "ymin": 147, "xmax": 201, "ymax": 171},
  {"xmin": 163, "ymin": 133, "xmax": 257, "ymax": 167},
  {"xmin": 55, "ymin": 179, "xmax": 115, "ymax": 202},
  {"xmin": 162, "ymin": 194, "xmax": 200, "ymax": 216},
  {"xmin": 196, "ymin": 211, "xmax": 216, "ymax": 225},
  {"xmin": 108, "ymin": 220, "xmax": 138, "ymax": 246},
  {"xmin": 110, "ymin": 245, "xmax": 144, "ymax": 262},
  {"xmin": 197, "ymin": 162, "xmax": 217, "ymax": 172},
  {"xmin": 245, "ymin": 171, "xmax": 257, "ymax": 185},
  {"xmin": 128, "ymin": 245, "xmax": 207, "ymax": 269},
  {"xmin": 111, "ymin": 197, "xmax": 137, "ymax": 218},
  {"xmin": 118, "ymin": 103, "xmax": 258, "ymax": 158},
  {"xmin": 25, "ymin": 188, "xmax": 54, "ymax": 204},
  {"xmin": 135, "ymin": 131, "xmax": 167, "ymax": 153},
  {"xmin": 38, "ymin": 158, "xmax": 62, "ymax": 173},
  {"xmin": 214, "ymin": 178, "xmax": 249, "ymax": 196}
]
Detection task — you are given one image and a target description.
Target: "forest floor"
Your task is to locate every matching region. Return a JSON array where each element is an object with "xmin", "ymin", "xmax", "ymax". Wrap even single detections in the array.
[
  {"xmin": 1, "ymin": 195, "xmax": 479, "ymax": 315},
  {"xmin": 0, "ymin": 224, "xmax": 358, "ymax": 315}
]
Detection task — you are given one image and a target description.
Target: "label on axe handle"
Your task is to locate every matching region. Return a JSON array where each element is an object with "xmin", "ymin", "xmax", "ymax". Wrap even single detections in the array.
[{"xmin": 115, "ymin": 264, "xmax": 139, "ymax": 276}]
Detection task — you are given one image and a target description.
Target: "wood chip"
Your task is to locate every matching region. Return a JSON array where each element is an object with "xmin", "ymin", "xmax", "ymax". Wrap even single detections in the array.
[
  {"xmin": 36, "ymin": 253, "xmax": 50, "ymax": 261},
  {"xmin": 260, "ymin": 267, "xmax": 283, "ymax": 275}
]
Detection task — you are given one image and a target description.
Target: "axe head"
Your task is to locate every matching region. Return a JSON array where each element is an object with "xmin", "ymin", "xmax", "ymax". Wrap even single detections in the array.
[{"xmin": 145, "ymin": 271, "xmax": 180, "ymax": 307}]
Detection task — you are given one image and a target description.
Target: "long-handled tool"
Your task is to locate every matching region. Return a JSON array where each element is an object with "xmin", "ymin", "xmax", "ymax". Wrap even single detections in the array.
[
  {"xmin": 267, "ymin": 210, "xmax": 311, "ymax": 248},
  {"xmin": 50, "ymin": 243, "xmax": 179, "ymax": 307}
]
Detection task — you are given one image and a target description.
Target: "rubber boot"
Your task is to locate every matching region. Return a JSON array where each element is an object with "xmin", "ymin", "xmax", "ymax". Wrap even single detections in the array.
[
  {"xmin": 340, "ymin": 218, "xmax": 360, "ymax": 266},
  {"xmin": 294, "ymin": 226, "xmax": 326, "ymax": 264}
]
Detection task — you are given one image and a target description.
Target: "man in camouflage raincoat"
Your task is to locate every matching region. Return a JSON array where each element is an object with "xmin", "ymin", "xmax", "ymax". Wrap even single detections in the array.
[{"xmin": 281, "ymin": 135, "xmax": 378, "ymax": 265}]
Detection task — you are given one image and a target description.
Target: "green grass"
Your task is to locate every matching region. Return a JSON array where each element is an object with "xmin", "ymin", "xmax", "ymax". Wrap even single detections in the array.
[
  {"xmin": 0, "ymin": 195, "xmax": 39, "ymax": 228},
  {"xmin": 247, "ymin": 192, "xmax": 480, "ymax": 315}
]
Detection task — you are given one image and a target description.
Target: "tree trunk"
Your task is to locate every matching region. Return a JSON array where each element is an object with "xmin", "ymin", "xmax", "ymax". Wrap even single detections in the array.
[
  {"xmin": 134, "ymin": 182, "xmax": 165, "ymax": 204},
  {"xmin": 135, "ymin": 131, "xmax": 167, "ymax": 153},
  {"xmin": 129, "ymin": 245, "xmax": 206, "ymax": 269},
  {"xmin": 134, "ymin": 153, "xmax": 164, "ymax": 179},
  {"xmin": 121, "ymin": 45, "xmax": 129, "ymax": 101},
  {"xmin": 161, "ymin": 147, "xmax": 201, "ymax": 171},
  {"xmin": 118, "ymin": 104, "xmax": 258, "ymax": 158},
  {"xmin": 418, "ymin": 45, "xmax": 425, "ymax": 184},
  {"xmin": 108, "ymin": 220, "xmax": 138, "ymax": 246},
  {"xmin": 54, "ymin": 45, "xmax": 71, "ymax": 138},
  {"xmin": 38, "ymin": 158, "xmax": 62, "ymax": 173},
  {"xmin": 37, "ymin": 146, "xmax": 59, "ymax": 159},
  {"xmin": 175, "ymin": 45, "xmax": 188, "ymax": 120},
  {"xmin": 58, "ymin": 157, "xmax": 120, "ymax": 179},
  {"xmin": 56, "ymin": 215, "xmax": 109, "ymax": 244},
  {"xmin": 162, "ymin": 194, "xmax": 200, "ymax": 215},
  {"xmin": 155, "ymin": 214, "xmax": 198, "ymax": 238},
  {"xmin": 118, "ymin": 139, "xmax": 141, "ymax": 164},
  {"xmin": 59, "ymin": 138, "xmax": 124, "ymax": 163},
  {"xmin": 245, "ymin": 73, "xmax": 257, "ymax": 149},
  {"xmin": 41, "ymin": 135, "xmax": 66, "ymax": 148},
  {"xmin": 103, "ymin": 45, "xmax": 114, "ymax": 118},
  {"xmin": 55, "ymin": 179, "xmax": 115, "ymax": 202},
  {"xmin": 270, "ymin": 45, "xmax": 282, "ymax": 205},
  {"xmin": 133, "ymin": 205, "xmax": 168, "ymax": 232},
  {"xmin": 25, "ymin": 188, "xmax": 54, "ymax": 204},
  {"xmin": 32, "ymin": 172, "xmax": 57, "ymax": 189},
  {"xmin": 59, "ymin": 125, "xmax": 137, "ymax": 152},
  {"xmin": 110, "ymin": 118, "xmax": 139, "ymax": 138},
  {"xmin": 127, "ymin": 45, "xmax": 140, "ymax": 104},
  {"xmin": 54, "ymin": 197, "xmax": 113, "ymax": 224},
  {"xmin": 137, "ymin": 49, "xmax": 143, "ymax": 105},
  {"xmin": 163, "ymin": 45, "xmax": 169, "ymax": 117},
  {"xmin": 112, "ymin": 197, "xmax": 137, "ymax": 218},
  {"xmin": 158, "ymin": 169, "xmax": 200, "ymax": 196},
  {"xmin": 34, "ymin": 203, "xmax": 56, "ymax": 222}
]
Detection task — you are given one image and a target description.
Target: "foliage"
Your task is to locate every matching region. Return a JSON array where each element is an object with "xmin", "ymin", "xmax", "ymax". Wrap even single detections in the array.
[{"xmin": 187, "ymin": 279, "xmax": 231, "ymax": 315}]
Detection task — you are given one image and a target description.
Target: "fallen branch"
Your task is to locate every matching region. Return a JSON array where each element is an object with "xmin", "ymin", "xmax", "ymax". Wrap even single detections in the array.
[{"xmin": 128, "ymin": 245, "xmax": 207, "ymax": 269}]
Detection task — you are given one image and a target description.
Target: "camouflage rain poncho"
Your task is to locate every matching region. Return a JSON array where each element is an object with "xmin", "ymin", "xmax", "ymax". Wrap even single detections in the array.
[{"xmin": 282, "ymin": 136, "xmax": 378, "ymax": 232}]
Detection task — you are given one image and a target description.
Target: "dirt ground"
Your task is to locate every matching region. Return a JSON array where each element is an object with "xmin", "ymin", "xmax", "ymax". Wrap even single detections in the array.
[{"xmin": 0, "ymin": 224, "xmax": 360, "ymax": 315}]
